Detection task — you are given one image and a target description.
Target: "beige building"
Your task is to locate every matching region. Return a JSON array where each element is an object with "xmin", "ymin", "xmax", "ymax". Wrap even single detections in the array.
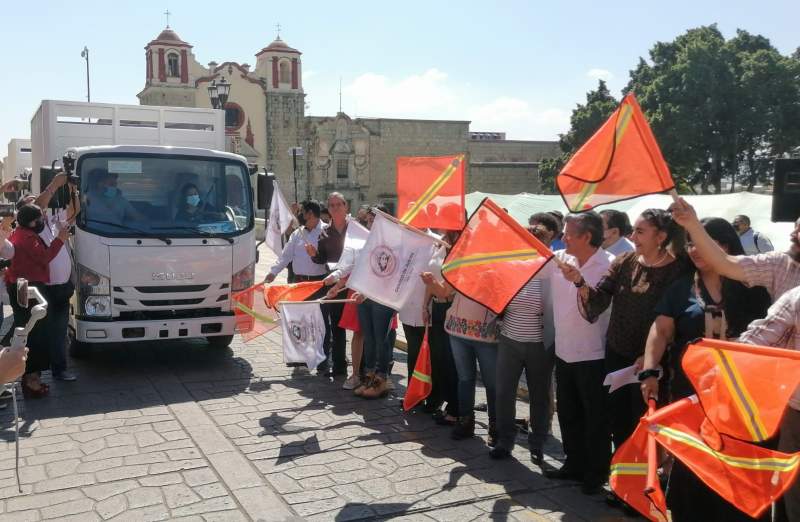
[{"xmin": 138, "ymin": 26, "xmax": 559, "ymax": 210}]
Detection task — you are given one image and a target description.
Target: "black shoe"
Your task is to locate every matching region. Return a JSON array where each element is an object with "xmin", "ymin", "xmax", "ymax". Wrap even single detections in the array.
[
  {"xmin": 581, "ymin": 481, "xmax": 604, "ymax": 495},
  {"xmin": 451, "ymin": 416, "xmax": 475, "ymax": 440},
  {"xmin": 543, "ymin": 465, "xmax": 582, "ymax": 481},
  {"xmin": 487, "ymin": 423, "xmax": 498, "ymax": 448},
  {"xmin": 489, "ymin": 447, "xmax": 511, "ymax": 460},
  {"xmin": 531, "ymin": 450, "xmax": 543, "ymax": 466}
]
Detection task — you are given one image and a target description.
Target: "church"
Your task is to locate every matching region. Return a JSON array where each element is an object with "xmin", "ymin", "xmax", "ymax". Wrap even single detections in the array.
[{"xmin": 137, "ymin": 26, "xmax": 559, "ymax": 211}]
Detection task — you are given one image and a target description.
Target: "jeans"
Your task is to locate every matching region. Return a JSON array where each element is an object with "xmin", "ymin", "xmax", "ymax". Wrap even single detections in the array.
[
  {"xmin": 495, "ymin": 336, "xmax": 554, "ymax": 452},
  {"xmin": 321, "ymin": 289, "xmax": 347, "ymax": 374},
  {"xmin": 45, "ymin": 281, "xmax": 74, "ymax": 375},
  {"xmin": 449, "ymin": 335, "xmax": 498, "ymax": 422},
  {"xmin": 357, "ymin": 300, "xmax": 395, "ymax": 377}
]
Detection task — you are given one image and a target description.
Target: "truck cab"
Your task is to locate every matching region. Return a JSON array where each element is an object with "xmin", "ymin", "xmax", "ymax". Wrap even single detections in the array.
[{"xmin": 69, "ymin": 145, "xmax": 256, "ymax": 353}]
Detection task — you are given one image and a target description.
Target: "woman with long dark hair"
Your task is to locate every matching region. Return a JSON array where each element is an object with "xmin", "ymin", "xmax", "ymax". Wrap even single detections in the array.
[{"xmin": 640, "ymin": 217, "xmax": 771, "ymax": 521}]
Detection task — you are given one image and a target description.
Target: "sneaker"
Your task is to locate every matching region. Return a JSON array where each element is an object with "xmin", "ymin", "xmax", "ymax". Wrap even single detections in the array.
[
  {"xmin": 52, "ymin": 371, "xmax": 77, "ymax": 382},
  {"xmin": 361, "ymin": 375, "xmax": 389, "ymax": 399},
  {"xmin": 354, "ymin": 373, "xmax": 375, "ymax": 396},
  {"xmin": 342, "ymin": 374, "xmax": 360, "ymax": 390}
]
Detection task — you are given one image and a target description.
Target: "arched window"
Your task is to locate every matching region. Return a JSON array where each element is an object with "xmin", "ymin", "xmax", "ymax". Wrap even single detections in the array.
[
  {"xmin": 167, "ymin": 53, "xmax": 180, "ymax": 77},
  {"xmin": 279, "ymin": 60, "xmax": 290, "ymax": 84}
]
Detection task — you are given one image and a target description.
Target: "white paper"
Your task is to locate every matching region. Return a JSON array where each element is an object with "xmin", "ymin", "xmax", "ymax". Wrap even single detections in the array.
[{"xmin": 603, "ymin": 365, "xmax": 662, "ymax": 393}]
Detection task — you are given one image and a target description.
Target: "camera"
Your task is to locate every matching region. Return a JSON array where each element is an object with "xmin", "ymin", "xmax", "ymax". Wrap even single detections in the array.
[
  {"xmin": 0, "ymin": 204, "xmax": 15, "ymax": 218},
  {"xmin": 63, "ymin": 150, "xmax": 78, "ymax": 185}
]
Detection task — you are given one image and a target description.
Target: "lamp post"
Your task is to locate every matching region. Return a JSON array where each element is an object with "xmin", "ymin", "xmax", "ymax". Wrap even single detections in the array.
[
  {"xmin": 80, "ymin": 46, "xmax": 90, "ymax": 102},
  {"xmin": 288, "ymin": 146, "xmax": 304, "ymax": 202},
  {"xmin": 207, "ymin": 77, "xmax": 230, "ymax": 110}
]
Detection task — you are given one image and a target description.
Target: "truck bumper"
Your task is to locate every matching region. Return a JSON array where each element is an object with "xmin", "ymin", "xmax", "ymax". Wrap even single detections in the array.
[{"xmin": 75, "ymin": 315, "xmax": 237, "ymax": 343}]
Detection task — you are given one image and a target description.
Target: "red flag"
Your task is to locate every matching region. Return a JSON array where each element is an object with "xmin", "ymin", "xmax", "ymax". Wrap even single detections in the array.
[
  {"xmin": 609, "ymin": 422, "xmax": 668, "ymax": 522},
  {"xmin": 397, "ymin": 154, "xmax": 466, "ymax": 230},
  {"xmin": 441, "ymin": 198, "xmax": 553, "ymax": 314},
  {"xmin": 265, "ymin": 281, "xmax": 325, "ymax": 310},
  {"xmin": 403, "ymin": 329, "xmax": 432, "ymax": 411},
  {"xmin": 682, "ymin": 339, "xmax": 800, "ymax": 442},
  {"xmin": 557, "ymin": 93, "xmax": 674, "ymax": 212},
  {"xmin": 232, "ymin": 283, "xmax": 279, "ymax": 342}
]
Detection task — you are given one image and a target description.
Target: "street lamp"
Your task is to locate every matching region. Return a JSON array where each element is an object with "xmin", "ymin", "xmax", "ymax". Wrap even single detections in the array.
[
  {"xmin": 207, "ymin": 77, "xmax": 230, "ymax": 110},
  {"xmin": 207, "ymin": 81, "xmax": 219, "ymax": 109},
  {"xmin": 288, "ymin": 146, "xmax": 304, "ymax": 202},
  {"xmin": 80, "ymin": 46, "xmax": 90, "ymax": 102}
]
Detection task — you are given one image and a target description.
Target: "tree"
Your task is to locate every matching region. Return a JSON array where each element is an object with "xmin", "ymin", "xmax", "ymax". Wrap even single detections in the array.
[{"xmin": 559, "ymin": 80, "xmax": 619, "ymax": 154}]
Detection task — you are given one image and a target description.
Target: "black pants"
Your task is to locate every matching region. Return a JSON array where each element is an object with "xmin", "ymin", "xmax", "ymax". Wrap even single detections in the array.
[
  {"xmin": 44, "ymin": 281, "xmax": 74, "ymax": 375},
  {"xmin": 496, "ymin": 336, "xmax": 554, "ymax": 452},
  {"xmin": 403, "ymin": 323, "xmax": 426, "ymax": 384},
  {"xmin": 556, "ymin": 357, "xmax": 611, "ymax": 485},
  {"xmin": 321, "ymin": 295, "xmax": 347, "ymax": 375},
  {"xmin": 429, "ymin": 301, "xmax": 458, "ymax": 416},
  {"xmin": 6, "ymin": 282, "xmax": 50, "ymax": 375},
  {"xmin": 605, "ymin": 349, "xmax": 646, "ymax": 452}
]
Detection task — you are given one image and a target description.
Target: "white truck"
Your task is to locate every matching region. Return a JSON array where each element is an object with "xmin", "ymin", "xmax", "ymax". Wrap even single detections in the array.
[{"xmin": 30, "ymin": 100, "xmax": 267, "ymax": 353}]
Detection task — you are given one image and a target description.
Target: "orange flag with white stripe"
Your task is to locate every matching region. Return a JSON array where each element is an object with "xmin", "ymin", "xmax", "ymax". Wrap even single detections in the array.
[
  {"xmin": 682, "ymin": 338, "xmax": 800, "ymax": 442},
  {"xmin": 646, "ymin": 396, "xmax": 800, "ymax": 519},
  {"xmin": 403, "ymin": 329, "xmax": 433, "ymax": 411},
  {"xmin": 232, "ymin": 283, "xmax": 280, "ymax": 342},
  {"xmin": 557, "ymin": 93, "xmax": 674, "ymax": 212},
  {"xmin": 397, "ymin": 154, "xmax": 466, "ymax": 230},
  {"xmin": 609, "ymin": 422, "xmax": 667, "ymax": 522},
  {"xmin": 265, "ymin": 281, "xmax": 325, "ymax": 310},
  {"xmin": 441, "ymin": 198, "xmax": 552, "ymax": 314}
]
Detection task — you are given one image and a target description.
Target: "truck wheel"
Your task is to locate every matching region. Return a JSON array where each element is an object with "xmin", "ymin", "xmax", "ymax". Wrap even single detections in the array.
[
  {"xmin": 207, "ymin": 335, "xmax": 234, "ymax": 349},
  {"xmin": 68, "ymin": 330, "xmax": 92, "ymax": 359}
]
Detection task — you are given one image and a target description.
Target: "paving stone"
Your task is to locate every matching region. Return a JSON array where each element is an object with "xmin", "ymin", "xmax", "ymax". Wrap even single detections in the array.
[
  {"xmin": 34, "ymin": 473, "xmax": 95, "ymax": 493},
  {"xmin": 125, "ymin": 486, "xmax": 163, "ymax": 509},
  {"xmin": 138, "ymin": 473, "xmax": 183, "ymax": 487},
  {"xmin": 83, "ymin": 480, "xmax": 139, "ymax": 501},
  {"xmin": 76, "ymin": 457, "xmax": 124, "ymax": 474},
  {"xmin": 283, "ymin": 487, "xmax": 337, "ymax": 504},
  {"xmin": 107, "ymin": 503, "xmax": 169, "ymax": 521},
  {"xmin": 6, "ymin": 488, "xmax": 84, "ymax": 512},
  {"xmin": 39, "ymin": 497, "xmax": 95, "ymax": 519},
  {"xmin": 18, "ymin": 465, "xmax": 47, "ymax": 484},
  {"xmin": 170, "ymin": 496, "xmax": 237, "ymax": 517},
  {"xmin": 163, "ymin": 483, "xmax": 201, "ymax": 509},
  {"xmin": 201, "ymin": 510, "xmax": 248, "ymax": 522},
  {"xmin": 194, "ymin": 483, "xmax": 227, "ymax": 499},
  {"xmin": 104, "ymin": 434, "xmax": 137, "ymax": 447},
  {"xmin": 96, "ymin": 464, "xmax": 149, "ymax": 483},
  {"xmin": 135, "ymin": 431, "xmax": 166, "ymax": 448},
  {"xmin": 292, "ymin": 496, "xmax": 347, "ymax": 517},
  {"xmin": 70, "ymin": 429, "xmax": 117, "ymax": 444},
  {"xmin": 95, "ymin": 494, "xmax": 127, "ymax": 519},
  {"xmin": 265, "ymin": 474, "xmax": 304, "ymax": 495},
  {"xmin": 205, "ymin": 452, "xmax": 262, "ymax": 489},
  {"xmin": 182, "ymin": 468, "xmax": 217, "ymax": 487},
  {"xmin": 148, "ymin": 458, "xmax": 206, "ymax": 475},
  {"xmin": 124, "ymin": 452, "xmax": 168, "ymax": 466},
  {"xmin": 83, "ymin": 446, "xmax": 138, "ymax": 462},
  {"xmin": 45, "ymin": 458, "xmax": 81, "ymax": 479}
]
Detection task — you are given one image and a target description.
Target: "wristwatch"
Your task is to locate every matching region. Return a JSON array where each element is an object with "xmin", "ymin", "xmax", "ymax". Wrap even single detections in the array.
[{"xmin": 637, "ymin": 368, "xmax": 660, "ymax": 381}]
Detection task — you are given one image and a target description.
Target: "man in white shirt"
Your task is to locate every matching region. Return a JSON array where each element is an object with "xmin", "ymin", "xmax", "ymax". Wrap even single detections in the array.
[
  {"xmin": 732, "ymin": 214, "xmax": 774, "ymax": 255},
  {"xmin": 265, "ymin": 200, "xmax": 327, "ymax": 283},
  {"xmin": 538, "ymin": 211, "xmax": 614, "ymax": 495},
  {"xmin": 599, "ymin": 209, "xmax": 635, "ymax": 256}
]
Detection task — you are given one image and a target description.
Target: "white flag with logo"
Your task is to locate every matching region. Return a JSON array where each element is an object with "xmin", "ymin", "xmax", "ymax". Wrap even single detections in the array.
[
  {"xmin": 279, "ymin": 302, "xmax": 327, "ymax": 369},
  {"xmin": 347, "ymin": 211, "xmax": 439, "ymax": 311},
  {"xmin": 329, "ymin": 219, "xmax": 371, "ymax": 272},
  {"xmin": 266, "ymin": 181, "xmax": 296, "ymax": 256}
]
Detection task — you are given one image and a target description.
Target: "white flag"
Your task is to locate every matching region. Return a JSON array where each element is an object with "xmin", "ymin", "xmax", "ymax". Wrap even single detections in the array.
[
  {"xmin": 266, "ymin": 181, "xmax": 296, "ymax": 256},
  {"xmin": 347, "ymin": 212, "xmax": 439, "ymax": 311},
  {"xmin": 329, "ymin": 219, "xmax": 371, "ymax": 272},
  {"xmin": 279, "ymin": 302, "xmax": 327, "ymax": 369}
]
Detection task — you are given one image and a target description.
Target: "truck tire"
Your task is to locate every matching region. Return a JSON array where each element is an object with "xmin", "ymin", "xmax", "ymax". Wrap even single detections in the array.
[
  {"xmin": 207, "ymin": 335, "xmax": 234, "ymax": 349},
  {"xmin": 68, "ymin": 330, "xmax": 92, "ymax": 359}
]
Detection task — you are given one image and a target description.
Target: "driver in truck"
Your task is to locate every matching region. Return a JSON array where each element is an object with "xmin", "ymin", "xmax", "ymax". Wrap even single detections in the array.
[{"xmin": 84, "ymin": 169, "xmax": 145, "ymax": 224}]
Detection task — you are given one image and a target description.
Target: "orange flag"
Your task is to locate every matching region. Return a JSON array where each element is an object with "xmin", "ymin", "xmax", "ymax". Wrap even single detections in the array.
[
  {"xmin": 441, "ymin": 198, "xmax": 553, "ymax": 314},
  {"xmin": 265, "ymin": 281, "xmax": 325, "ymax": 310},
  {"xmin": 232, "ymin": 283, "xmax": 279, "ymax": 342},
  {"xmin": 646, "ymin": 396, "xmax": 800, "ymax": 519},
  {"xmin": 403, "ymin": 329, "xmax": 432, "ymax": 411},
  {"xmin": 609, "ymin": 422, "xmax": 668, "ymax": 522},
  {"xmin": 682, "ymin": 339, "xmax": 800, "ymax": 442},
  {"xmin": 397, "ymin": 154, "xmax": 466, "ymax": 230},
  {"xmin": 557, "ymin": 93, "xmax": 674, "ymax": 212}
]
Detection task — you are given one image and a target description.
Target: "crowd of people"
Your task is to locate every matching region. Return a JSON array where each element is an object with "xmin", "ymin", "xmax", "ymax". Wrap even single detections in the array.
[{"xmin": 267, "ymin": 192, "xmax": 798, "ymax": 521}]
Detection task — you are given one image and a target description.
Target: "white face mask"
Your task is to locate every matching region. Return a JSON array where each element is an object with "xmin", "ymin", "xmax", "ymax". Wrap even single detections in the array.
[{"xmin": 186, "ymin": 195, "xmax": 200, "ymax": 207}]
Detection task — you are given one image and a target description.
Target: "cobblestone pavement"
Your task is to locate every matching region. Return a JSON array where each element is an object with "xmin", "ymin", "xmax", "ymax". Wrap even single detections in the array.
[{"xmin": 0, "ymin": 250, "xmax": 627, "ymax": 521}]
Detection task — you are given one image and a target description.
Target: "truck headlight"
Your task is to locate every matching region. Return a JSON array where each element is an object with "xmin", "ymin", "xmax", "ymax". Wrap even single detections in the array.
[
  {"xmin": 78, "ymin": 264, "xmax": 110, "ymax": 295},
  {"xmin": 232, "ymin": 262, "xmax": 255, "ymax": 292},
  {"xmin": 84, "ymin": 296, "xmax": 111, "ymax": 317}
]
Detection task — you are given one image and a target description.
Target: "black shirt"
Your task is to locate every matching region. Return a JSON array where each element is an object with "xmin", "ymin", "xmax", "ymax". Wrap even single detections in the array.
[{"xmin": 312, "ymin": 221, "xmax": 348, "ymax": 266}]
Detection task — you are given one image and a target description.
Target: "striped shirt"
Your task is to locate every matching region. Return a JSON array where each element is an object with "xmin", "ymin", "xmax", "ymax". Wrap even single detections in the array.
[
  {"xmin": 738, "ymin": 252, "xmax": 800, "ymax": 301},
  {"xmin": 500, "ymin": 278, "xmax": 544, "ymax": 342},
  {"xmin": 739, "ymin": 285, "xmax": 800, "ymax": 410}
]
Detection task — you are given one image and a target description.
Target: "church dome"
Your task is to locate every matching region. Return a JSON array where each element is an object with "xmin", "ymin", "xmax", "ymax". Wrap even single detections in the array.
[
  {"xmin": 256, "ymin": 37, "xmax": 301, "ymax": 56},
  {"xmin": 148, "ymin": 26, "xmax": 191, "ymax": 47}
]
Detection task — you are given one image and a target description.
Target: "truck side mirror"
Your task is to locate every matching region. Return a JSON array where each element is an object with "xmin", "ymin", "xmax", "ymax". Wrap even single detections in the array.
[{"xmin": 256, "ymin": 172, "xmax": 275, "ymax": 210}]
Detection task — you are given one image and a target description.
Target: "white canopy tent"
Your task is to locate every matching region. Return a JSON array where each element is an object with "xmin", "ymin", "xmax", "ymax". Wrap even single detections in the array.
[{"xmin": 465, "ymin": 191, "xmax": 794, "ymax": 252}]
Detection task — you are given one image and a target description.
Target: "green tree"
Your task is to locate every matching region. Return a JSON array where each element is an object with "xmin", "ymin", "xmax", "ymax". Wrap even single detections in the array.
[{"xmin": 559, "ymin": 80, "xmax": 619, "ymax": 154}]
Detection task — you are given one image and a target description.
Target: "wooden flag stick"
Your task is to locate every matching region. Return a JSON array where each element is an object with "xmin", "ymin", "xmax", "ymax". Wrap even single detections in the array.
[
  {"xmin": 371, "ymin": 208, "xmax": 451, "ymax": 249},
  {"xmin": 644, "ymin": 399, "xmax": 659, "ymax": 496},
  {"xmin": 280, "ymin": 298, "xmax": 357, "ymax": 305}
]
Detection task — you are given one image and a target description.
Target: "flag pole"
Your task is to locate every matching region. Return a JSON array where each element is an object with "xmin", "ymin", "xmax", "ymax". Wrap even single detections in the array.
[
  {"xmin": 372, "ymin": 208, "xmax": 451, "ymax": 249},
  {"xmin": 280, "ymin": 298, "xmax": 357, "ymax": 305},
  {"xmin": 689, "ymin": 338, "xmax": 800, "ymax": 361},
  {"xmin": 644, "ymin": 398, "xmax": 658, "ymax": 497}
]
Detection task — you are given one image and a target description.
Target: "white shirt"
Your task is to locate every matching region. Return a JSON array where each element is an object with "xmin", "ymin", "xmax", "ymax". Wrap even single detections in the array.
[
  {"xmin": 538, "ymin": 248, "xmax": 614, "ymax": 362},
  {"xmin": 269, "ymin": 221, "xmax": 327, "ymax": 277},
  {"xmin": 40, "ymin": 211, "xmax": 72, "ymax": 285},
  {"xmin": 605, "ymin": 237, "xmax": 635, "ymax": 256},
  {"xmin": 738, "ymin": 228, "xmax": 774, "ymax": 256}
]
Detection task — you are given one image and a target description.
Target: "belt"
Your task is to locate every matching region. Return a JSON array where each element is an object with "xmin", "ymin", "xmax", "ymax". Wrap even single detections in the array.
[{"xmin": 294, "ymin": 274, "xmax": 325, "ymax": 282}]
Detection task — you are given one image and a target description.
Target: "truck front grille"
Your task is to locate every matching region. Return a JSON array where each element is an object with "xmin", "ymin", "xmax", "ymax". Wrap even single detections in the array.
[{"xmin": 117, "ymin": 308, "xmax": 229, "ymax": 321}]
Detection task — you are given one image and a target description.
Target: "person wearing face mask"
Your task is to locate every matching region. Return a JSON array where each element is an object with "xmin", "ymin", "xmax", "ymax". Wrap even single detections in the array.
[
  {"xmin": 6, "ymin": 204, "xmax": 69, "ymax": 398},
  {"xmin": 175, "ymin": 183, "xmax": 212, "ymax": 223},
  {"xmin": 85, "ymin": 169, "xmax": 144, "ymax": 224}
]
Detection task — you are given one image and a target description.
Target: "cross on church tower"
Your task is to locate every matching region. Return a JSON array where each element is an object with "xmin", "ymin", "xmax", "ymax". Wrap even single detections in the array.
[
  {"xmin": 164, "ymin": 9, "xmax": 171, "ymax": 28},
  {"xmin": 275, "ymin": 23, "xmax": 281, "ymax": 38}
]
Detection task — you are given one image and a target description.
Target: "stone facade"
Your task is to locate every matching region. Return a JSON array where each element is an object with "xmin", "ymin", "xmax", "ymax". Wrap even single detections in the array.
[{"xmin": 137, "ymin": 27, "xmax": 560, "ymax": 208}]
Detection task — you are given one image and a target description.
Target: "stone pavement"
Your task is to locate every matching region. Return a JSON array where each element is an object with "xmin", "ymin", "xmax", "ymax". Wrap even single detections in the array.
[{"xmin": 0, "ymin": 247, "xmax": 628, "ymax": 521}]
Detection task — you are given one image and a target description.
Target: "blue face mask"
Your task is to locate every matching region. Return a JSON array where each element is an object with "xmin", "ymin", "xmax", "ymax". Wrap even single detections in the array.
[
  {"xmin": 186, "ymin": 195, "xmax": 200, "ymax": 207},
  {"xmin": 104, "ymin": 187, "xmax": 117, "ymax": 198}
]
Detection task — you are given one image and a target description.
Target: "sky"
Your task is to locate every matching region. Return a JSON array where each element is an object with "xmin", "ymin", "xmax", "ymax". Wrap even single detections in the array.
[{"xmin": 1, "ymin": 0, "xmax": 798, "ymax": 156}]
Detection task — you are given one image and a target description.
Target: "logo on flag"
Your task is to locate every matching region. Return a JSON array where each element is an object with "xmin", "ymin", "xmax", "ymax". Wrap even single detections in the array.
[
  {"xmin": 370, "ymin": 245, "xmax": 397, "ymax": 277},
  {"xmin": 279, "ymin": 302, "xmax": 326, "ymax": 369}
]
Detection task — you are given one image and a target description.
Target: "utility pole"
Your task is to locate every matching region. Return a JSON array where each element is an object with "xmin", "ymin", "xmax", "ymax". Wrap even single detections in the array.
[{"xmin": 81, "ymin": 47, "xmax": 90, "ymax": 102}]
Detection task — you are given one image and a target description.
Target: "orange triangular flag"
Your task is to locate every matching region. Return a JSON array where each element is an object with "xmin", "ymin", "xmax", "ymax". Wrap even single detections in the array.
[
  {"xmin": 609, "ymin": 422, "xmax": 668, "ymax": 522},
  {"xmin": 397, "ymin": 154, "xmax": 466, "ymax": 230},
  {"xmin": 441, "ymin": 198, "xmax": 552, "ymax": 314},
  {"xmin": 646, "ymin": 396, "xmax": 800, "ymax": 519},
  {"xmin": 403, "ymin": 329, "xmax": 433, "ymax": 411},
  {"xmin": 557, "ymin": 93, "xmax": 674, "ymax": 212},
  {"xmin": 682, "ymin": 339, "xmax": 800, "ymax": 442},
  {"xmin": 232, "ymin": 283, "xmax": 279, "ymax": 342},
  {"xmin": 265, "ymin": 281, "xmax": 325, "ymax": 310}
]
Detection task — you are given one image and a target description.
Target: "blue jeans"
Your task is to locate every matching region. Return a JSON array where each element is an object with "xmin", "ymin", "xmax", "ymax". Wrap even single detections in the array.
[
  {"xmin": 449, "ymin": 336, "xmax": 498, "ymax": 422},
  {"xmin": 357, "ymin": 300, "xmax": 395, "ymax": 377}
]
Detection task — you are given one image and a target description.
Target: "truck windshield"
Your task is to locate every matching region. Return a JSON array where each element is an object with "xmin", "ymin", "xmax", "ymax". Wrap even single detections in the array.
[{"xmin": 78, "ymin": 155, "xmax": 252, "ymax": 237}]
